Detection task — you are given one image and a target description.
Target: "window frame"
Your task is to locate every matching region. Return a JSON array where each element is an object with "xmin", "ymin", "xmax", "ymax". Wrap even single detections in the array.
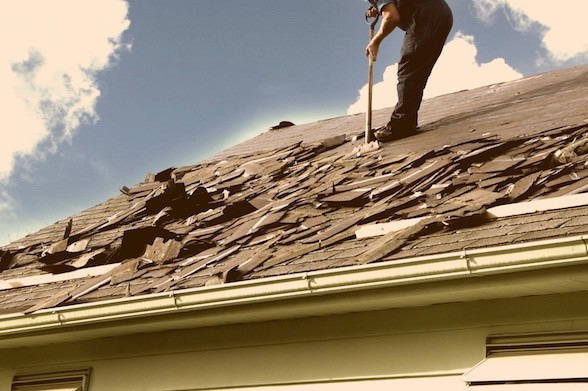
[
  {"xmin": 463, "ymin": 332, "xmax": 588, "ymax": 389},
  {"xmin": 11, "ymin": 368, "xmax": 91, "ymax": 391}
]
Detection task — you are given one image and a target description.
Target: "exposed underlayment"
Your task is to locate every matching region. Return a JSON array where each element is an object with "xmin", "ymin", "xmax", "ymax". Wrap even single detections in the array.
[{"xmin": 1, "ymin": 64, "xmax": 588, "ymax": 315}]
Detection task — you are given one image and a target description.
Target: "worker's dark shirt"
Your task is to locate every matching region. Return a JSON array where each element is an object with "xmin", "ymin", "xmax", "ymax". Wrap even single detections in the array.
[{"xmin": 370, "ymin": 0, "xmax": 414, "ymax": 31}]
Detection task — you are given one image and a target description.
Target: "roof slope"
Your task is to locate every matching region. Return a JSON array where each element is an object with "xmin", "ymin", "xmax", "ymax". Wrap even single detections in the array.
[{"xmin": 1, "ymin": 64, "xmax": 588, "ymax": 316}]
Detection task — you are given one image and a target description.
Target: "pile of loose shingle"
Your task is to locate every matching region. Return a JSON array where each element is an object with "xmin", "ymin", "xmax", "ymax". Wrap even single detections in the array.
[{"xmin": 2, "ymin": 124, "xmax": 588, "ymax": 313}]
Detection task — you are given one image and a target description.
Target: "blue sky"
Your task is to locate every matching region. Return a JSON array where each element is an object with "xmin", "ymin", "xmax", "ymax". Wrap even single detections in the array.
[{"xmin": 2, "ymin": 0, "xmax": 588, "ymax": 245}]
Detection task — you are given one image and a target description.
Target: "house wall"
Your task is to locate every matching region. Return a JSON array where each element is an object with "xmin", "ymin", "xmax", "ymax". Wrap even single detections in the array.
[{"xmin": 1, "ymin": 290, "xmax": 588, "ymax": 391}]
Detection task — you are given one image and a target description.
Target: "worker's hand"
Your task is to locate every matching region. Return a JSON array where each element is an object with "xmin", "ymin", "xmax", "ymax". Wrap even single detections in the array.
[
  {"xmin": 365, "ymin": 6, "xmax": 379, "ymax": 19},
  {"xmin": 366, "ymin": 40, "xmax": 380, "ymax": 62}
]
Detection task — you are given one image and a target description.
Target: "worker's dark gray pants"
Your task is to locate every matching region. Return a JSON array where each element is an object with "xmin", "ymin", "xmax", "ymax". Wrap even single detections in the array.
[{"xmin": 389, "ymin": 0, "xmax": 453, "ymax": 130}]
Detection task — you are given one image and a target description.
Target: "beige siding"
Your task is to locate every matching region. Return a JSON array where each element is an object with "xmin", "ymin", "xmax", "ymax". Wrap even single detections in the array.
[{"xmin": 1, "ymin": 291, "xmax": 588, "ymax": 390}]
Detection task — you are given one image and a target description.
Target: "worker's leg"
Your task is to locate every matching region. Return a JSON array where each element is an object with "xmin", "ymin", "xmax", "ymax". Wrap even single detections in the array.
[{"xmin": 390, "ymin": 0, "xmax": 453, "ymax": 131}]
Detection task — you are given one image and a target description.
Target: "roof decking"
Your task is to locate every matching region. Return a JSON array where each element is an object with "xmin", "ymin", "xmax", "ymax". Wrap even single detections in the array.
[{"xmin": 1, "ymin": 64, "xmax": 588, "ymax": 316}]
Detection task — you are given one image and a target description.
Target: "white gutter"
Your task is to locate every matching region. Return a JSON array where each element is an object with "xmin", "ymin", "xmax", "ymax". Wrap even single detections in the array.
[{"xmin": 1, "ymin": 235, "xmax": 588, "ymax": 340}]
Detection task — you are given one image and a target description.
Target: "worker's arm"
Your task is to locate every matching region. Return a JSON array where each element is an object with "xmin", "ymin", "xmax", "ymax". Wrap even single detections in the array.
[{"xmin": 365, "ymin": 3, "xmax": 401, "ymax": 62}]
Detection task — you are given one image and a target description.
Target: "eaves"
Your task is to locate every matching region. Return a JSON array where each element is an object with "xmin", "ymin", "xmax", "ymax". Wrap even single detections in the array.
[{"xmin": 1, "ymin": 234, "xmax": 588, "ymax": 349}]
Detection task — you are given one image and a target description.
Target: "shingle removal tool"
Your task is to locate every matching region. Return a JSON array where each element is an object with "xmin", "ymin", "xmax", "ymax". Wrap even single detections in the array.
[
  {"xmin": 365, "ymin": 11, "xmax": 379, "ymax": 144},
  {"xmin": 352, "ymin": 9, "xmax": 380, "ymax": 156}
]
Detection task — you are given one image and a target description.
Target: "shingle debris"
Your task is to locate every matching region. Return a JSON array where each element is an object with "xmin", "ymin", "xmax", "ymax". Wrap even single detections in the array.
[
  {"xmin": 2, "ymin": 124, "xmax": 588, "ymax": 314},
  {"xmin": 270, "ymin": 121, "xmax": 296, "ymax": 130}
]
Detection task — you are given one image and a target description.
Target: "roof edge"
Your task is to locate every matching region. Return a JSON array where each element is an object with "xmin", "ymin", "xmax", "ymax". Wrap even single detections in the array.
[{"xmin": 1, "ymin": 234, "xmax": 588, "ymax": 345}]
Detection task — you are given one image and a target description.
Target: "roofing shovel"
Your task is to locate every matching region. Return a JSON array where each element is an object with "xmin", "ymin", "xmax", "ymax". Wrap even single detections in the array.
[
  {"xmin": 365, "ymin": 12, "xmax": 379, "ymax": 144},
  {"xmin": 351, "ymin": 10, "xmax": 381, "ymax": 156},
  {"xmin": 347, "ymin": 12, "xmax": 380, "ymax": 159}
]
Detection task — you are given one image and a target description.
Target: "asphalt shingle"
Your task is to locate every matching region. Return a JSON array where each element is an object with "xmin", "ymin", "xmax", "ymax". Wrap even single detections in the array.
[{"xmin": 2, "ymin": 65, "xmax": 588, "ymax": 315}]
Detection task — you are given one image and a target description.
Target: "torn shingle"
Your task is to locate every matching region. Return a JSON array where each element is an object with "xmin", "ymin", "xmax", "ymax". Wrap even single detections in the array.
[
  {"xmin": 553, "ymin": 135, "xmax": 588, "ymax": 164},
  {"xmin": 0, "ymin": 250, "xmax": 15, "ymax": 272},
  {"xmin": 119, "ymin": 227, "xmax": 177, "ymax": 261},
  {"xmin": 356, "ymin": 217, "xmax": 442, "ymax": 264},
  {"xmin": 503, "ymin": 171, "xmax": 542, "ymax": 201},
  {"xmin": 143, "ymin": 238, "xmax": 182, "ymax": 265}
]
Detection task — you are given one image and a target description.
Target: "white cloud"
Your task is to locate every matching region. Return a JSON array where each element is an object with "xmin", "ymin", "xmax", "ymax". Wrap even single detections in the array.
[
  {"xmin": 0, "ymin": 190, "xmax": 15, "ymax": 218},
  {"xmin": 473, "ymin": 0, "xmax": 588, "ymax": 61},
  {"xmin": 0, "ymin": 190, "xmax": 17, "ymax": 245},
  {"xmin": 426, "ymin": 33, "xmax": 522, "ymax": 98},
  {"xmin": 347, "ymin": 32, "xmax": 522, "ymax": 115},
  {"xmin": 0, "ymin": 0, "xmax": 131, "ymax": 181}
]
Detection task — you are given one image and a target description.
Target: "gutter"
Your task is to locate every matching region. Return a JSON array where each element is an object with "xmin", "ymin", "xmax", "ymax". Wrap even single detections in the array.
[{"xmin": 1, "ymin": 235, "xmax": 588, "ymax": 340}]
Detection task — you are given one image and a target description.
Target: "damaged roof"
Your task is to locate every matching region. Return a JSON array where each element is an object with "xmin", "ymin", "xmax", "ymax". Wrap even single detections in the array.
[{"xmin": 1, "ymin": 64, "xmax": 588, "ymax": 316}]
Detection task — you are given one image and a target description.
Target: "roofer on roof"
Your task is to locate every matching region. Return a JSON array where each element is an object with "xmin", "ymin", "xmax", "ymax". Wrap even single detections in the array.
[{"xmin": 365, "ymin": 0, "xmax": 453, "ymax": 142}]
